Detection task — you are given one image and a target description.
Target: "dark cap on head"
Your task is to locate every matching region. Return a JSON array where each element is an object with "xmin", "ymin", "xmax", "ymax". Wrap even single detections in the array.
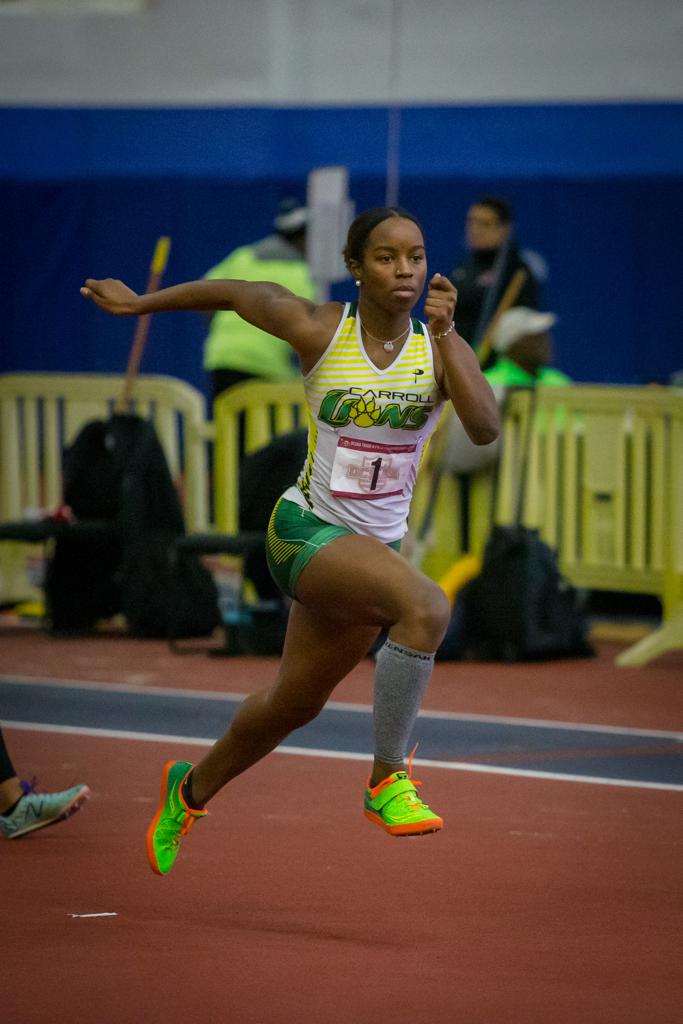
[{"xmin": 273, "ymin": 198, "xmax": 308, "ymax": 236}]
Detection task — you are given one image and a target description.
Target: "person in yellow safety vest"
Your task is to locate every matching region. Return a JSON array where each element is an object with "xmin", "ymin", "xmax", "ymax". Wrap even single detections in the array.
[{"xmin": 203, "ymin": 198, "xmax": 317, "ymax": 401}]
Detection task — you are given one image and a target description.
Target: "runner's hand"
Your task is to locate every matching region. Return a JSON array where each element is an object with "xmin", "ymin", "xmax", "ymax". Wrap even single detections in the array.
[
  {"xmin": 80, "ymin": 278, "xmax": 140, "ymax": 316},
  {"xmin": 424, "ymin": 273, "xmax": 457, "ymax": 337}
]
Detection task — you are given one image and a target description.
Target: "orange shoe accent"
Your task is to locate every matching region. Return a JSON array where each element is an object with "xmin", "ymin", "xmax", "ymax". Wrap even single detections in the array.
[{"xmin": 363, "ymin": 807, "xmax": 442, "ymax": 837}]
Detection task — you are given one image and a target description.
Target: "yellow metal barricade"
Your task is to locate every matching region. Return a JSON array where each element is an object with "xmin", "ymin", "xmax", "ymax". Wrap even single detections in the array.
[
  {"xmin": 213, "ymin": 380, "xmax": 307, "ymax": 534},
  {"xmin": 407, "ymin": 392, "xmax": 521, "ymax": 581},
  {"xmin": 507, "ymin": 385, "xmax": 683, "ymax": 666},
  {"xmin": 407, "ymin": 457, "xmax": 495, "ymax": 581},
  {"xmin": 409, "ymin": 385, "xmax": 683, "ymax": 666},
  {"xmin": 3, "ymin": 372, "xmax": 680, "ymax": 665},
  {"xmin": 0, "ymin": 372, "xmax": 209, "ymax": 601}
]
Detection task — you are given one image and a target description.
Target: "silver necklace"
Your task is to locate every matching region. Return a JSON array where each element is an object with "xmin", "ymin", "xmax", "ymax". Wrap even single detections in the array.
[{"xmin": 361, "ymin": 320, "xmax": 412, "ymax": 352}]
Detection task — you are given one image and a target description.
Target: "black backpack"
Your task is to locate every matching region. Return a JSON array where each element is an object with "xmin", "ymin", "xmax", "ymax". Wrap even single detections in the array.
[
  {"xmin": 436, "ymin": 387, "xmax": 593, "ymax": 663},
  {"xmin": 45, "ymin": 413, "xmax": 219, "ymax": 638},
  {"xmin": 456, "ymin": 524, "xmax": 593, "ymax": 662}
]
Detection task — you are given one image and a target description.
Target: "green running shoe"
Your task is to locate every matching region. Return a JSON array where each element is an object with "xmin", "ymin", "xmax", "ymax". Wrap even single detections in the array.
[
  {"xmin": 0, "ymin": 783, "xmax": 90, "ymax": 839},
  {"xmin": 146, "ymin": 761, "xmax": 207, "ymax": 875},
  {"xmin": 364, "ymin": 770, "xmax": 443, "ymax": 837}
]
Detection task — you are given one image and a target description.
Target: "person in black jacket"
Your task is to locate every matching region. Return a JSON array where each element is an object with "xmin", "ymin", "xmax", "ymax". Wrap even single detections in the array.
[{"xmin": 449, "ymin": 197, "xmax": 544, "ymax": 365}]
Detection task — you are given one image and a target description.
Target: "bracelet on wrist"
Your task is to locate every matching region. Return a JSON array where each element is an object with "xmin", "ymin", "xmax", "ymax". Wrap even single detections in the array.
[{"xmin": 431, "ymin": 321, "xmax": 455, "ymax": 340}]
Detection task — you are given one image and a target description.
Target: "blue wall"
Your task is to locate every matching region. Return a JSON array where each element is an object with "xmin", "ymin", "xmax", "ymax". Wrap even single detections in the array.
[{"xmin": 2, "ymin": 104, "xmax": 682, "ymax": 400}]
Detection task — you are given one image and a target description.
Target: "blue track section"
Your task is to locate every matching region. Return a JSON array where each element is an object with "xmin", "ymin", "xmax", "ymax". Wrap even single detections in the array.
[{"xmin": 1, "ymin": 681, "xmax": 681, "ymax": 788}]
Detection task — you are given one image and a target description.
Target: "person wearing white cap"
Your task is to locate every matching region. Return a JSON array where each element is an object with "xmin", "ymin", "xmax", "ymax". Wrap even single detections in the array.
[
  {"xmin": 485, "ymin": 306, "xmax": 570, "ymax": 390},
  {"xmin": 440, "ymin": 306, "xmax": 569, "ymax": 476},
  {"xmin": 202, "ymin": 198, "xmax": 317, "ymax": 400}
]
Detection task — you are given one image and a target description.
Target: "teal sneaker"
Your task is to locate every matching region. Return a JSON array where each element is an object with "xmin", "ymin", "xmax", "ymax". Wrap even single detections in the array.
[
  {"xmin": 364, "ymin": 769, "xmax": 443, "ymax": 837},
  {"xmin": 0, "ymin": 783, "xmax": 90, "ymax": 839},
  {"xmin": 146, "ymin": 761, "xmax": 207, "ymax": 876}
]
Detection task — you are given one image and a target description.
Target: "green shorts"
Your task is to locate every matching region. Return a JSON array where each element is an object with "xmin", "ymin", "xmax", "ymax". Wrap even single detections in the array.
[{"xmin": 266, "ymin": 496, "xmax": 400, "ymax": 599}]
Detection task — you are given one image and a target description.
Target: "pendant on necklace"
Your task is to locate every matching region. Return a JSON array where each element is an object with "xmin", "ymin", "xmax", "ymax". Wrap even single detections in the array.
[{"xmin": 383, "ymin": 340, "xmax": 395, "ymax": 352}]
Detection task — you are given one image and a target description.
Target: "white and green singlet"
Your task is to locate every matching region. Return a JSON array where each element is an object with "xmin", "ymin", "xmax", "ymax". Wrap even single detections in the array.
[{"xmin": 284, "ymin": 301, "xmax": 445, "ymax": 544}]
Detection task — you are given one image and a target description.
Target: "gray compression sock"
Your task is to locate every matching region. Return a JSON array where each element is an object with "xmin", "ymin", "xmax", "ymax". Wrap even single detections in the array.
[{"xmin": 373, "ymin": 638, "xmax": 435, "ymax": 768}]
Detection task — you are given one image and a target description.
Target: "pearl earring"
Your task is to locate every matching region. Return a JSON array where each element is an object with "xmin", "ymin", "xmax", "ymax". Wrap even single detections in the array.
[{"xmin": 355, "ymin": 280, "xmax": 361, "ymax": 286}]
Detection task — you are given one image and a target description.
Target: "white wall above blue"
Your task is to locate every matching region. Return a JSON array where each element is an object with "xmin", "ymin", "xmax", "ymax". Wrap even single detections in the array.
[
  {"xmin": 1, "ymin": 0, "xmax": 682, "ymax": 105},
  {"xmin": 0, "ymin": 0, "xmax": 148, "ymax": 12}
]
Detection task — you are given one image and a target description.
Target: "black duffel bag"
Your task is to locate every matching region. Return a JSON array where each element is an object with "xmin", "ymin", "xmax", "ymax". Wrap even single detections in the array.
[{"xmin": 457, "ymin": 524, "xmax": 594, "ymax": 662}]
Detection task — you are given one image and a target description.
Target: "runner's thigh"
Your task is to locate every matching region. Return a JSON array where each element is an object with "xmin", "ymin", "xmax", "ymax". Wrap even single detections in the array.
[{"xmin": 294, "ymin": 533, "xmax": 441, "ymax": 627}]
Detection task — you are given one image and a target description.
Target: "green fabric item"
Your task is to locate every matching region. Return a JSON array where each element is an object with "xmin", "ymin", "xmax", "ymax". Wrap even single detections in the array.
[
  {"xmin": 266, "ymin": 496, "xmax": 400, "ymax": 599},
  {"xmin": 202, "ymin": 242, "xmax": 317, "ymax": 377},
  {"xmin": 484, "ymin": 357, "xmax": 571, "ymax": 390},
  {"xmin": 485, "ymin": 358, "xmax": 572, "ymax": 430}
]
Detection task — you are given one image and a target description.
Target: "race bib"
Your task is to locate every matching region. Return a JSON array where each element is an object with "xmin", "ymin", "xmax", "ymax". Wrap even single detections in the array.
[{"xmin": 329, "ymin": 436, "xmax": 418, "ymax": 500}]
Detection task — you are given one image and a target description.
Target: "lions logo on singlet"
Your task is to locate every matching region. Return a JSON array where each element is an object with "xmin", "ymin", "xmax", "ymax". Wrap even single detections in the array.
[{"xmin": 318, "ymin": 386, "xmax": 436, "ymax": 430}]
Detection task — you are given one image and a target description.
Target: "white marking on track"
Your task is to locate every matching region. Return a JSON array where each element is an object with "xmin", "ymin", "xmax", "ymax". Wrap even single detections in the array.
[
  {"xmin": 69, "ymin": 912, "xmax": 117, "ymax": 919},
  {"xmin": 2, "ymin": 719, "xmax": 682, "ymax": 792}
]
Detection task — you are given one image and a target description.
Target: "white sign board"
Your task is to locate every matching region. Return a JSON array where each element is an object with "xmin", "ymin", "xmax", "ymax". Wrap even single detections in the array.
[{"xmin": 306, "ymin": 166, "xmax": 354, "ymax": 288}]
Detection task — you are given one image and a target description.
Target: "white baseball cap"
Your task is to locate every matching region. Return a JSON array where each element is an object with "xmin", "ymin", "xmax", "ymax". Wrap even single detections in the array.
[{"xmin": 491, "ymin": 307, "xmax": 557, "ymax": 353}]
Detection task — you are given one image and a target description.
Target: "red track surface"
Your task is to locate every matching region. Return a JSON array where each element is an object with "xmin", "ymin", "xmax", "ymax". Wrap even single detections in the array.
[{"xmin": 2, "ymin": 627, "xmax": 682, "ymax": 1023}]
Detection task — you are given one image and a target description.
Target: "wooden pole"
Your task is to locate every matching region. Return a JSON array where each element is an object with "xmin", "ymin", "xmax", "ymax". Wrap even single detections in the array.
[{"xmin": 116, "ymin": 236, "xmax": 171, "ymax": 412}]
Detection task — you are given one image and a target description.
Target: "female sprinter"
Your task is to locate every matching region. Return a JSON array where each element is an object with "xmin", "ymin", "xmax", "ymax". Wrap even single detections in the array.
[{"xmin": 81, "ymin": 207, "xmax": 499, "ymax": 875}]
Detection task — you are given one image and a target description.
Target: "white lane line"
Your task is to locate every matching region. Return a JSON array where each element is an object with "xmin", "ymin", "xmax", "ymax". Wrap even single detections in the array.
[
  {"xmin": 2, "ymin": 675, "xmax": 681, "ymax": 740},
  {"xmin": 2, "ymin": 720, "xmax": 682, "ymax": 792}
]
